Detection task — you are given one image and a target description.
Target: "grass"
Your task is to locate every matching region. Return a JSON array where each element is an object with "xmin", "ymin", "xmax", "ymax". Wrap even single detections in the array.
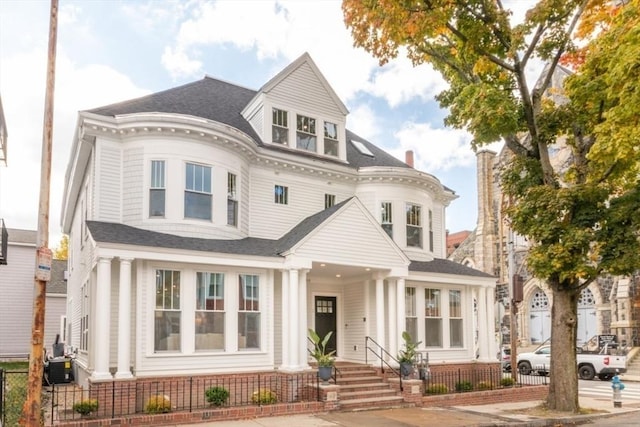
[
  {"xmin": 508, "ymin": 402, "xmax": 607, "ymax": 417},
  {"xmin": 1, "ymin": 360, "xmax": 30, "ymax": 426}
]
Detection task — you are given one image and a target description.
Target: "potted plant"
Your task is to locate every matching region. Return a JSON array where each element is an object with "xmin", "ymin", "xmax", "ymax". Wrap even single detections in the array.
[
  {"xmin": 308, "ymin": 329, "xmax": 336, "ymax": 384},
  {"xmin": 397, "ymin": 331, "xmax": 421, "ymax": 379}
]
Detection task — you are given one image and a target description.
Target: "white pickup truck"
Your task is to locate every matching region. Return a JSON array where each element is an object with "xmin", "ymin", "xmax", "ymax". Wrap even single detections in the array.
[{"xmin": 516, "ymin": 344, "xmax": 627, "ymax": 380}]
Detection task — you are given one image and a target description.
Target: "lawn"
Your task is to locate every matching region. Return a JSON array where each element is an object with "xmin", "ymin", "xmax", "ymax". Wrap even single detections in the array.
[{"xmin": 1, "ymin": 360, "xmax": 29, "ymax": 426}]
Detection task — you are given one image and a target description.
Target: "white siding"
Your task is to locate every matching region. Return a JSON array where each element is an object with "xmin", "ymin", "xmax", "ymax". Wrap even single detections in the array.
[
  {"xmin": 122, "ymin": 146, "xmax": 144, "ymax": 223},
  {"xmin": 294, "ymin": 203, "xmax": 406, "ymax": 267},
  {"xmin": 96, "ymin": 140, "xmax": 122, "ymax": 222},
  {"xmin": 44, "ymin": 295, "xmax": 67, "ymax": 353},
  {"xmin": 341, "ymin": 281, "xmax": 367, "ymax": 362},
  {"xmin": 268, "ymin": 62, "xmax": 344, "ymax": 120},
  {"xmin": 249, "ymin": 166, "xmax": 354, "ymax": 239},
  {"xmin": 0, "ymin": 243, "xmax": 35, "ymax": 357}
]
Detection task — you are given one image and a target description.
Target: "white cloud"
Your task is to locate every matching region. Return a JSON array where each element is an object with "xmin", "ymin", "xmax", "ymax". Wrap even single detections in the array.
[
  {"xmin": 0, "ymin": 48, "xmax": 149, "ymax": 245},
  {"xmin": 367, "ymin": 56, "xmax": 447, "ymax": 108},
  {"xmin": 391, "ymin": 122, "xmax": 476, "ymax": 172},
  {"xmin": 345, "ymin": 104, "xmax": 382, "ymax": 142},
  {"xmin": 162, "ymin": 46, "xmax": 203, "ymax": 80}
]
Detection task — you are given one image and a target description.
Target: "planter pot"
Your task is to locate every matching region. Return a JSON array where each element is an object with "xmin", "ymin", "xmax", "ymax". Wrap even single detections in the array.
[
  {"xmin": 318, "ymin": 366, "xmax": 333, "ymax": 384},
  {"xmin": 400, "ymin": 362, "xmax": 414, "ymax": 379}
]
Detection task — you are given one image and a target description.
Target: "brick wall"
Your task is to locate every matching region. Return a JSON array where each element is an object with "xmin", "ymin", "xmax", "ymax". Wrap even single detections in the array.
[{"xmin": 422, "ymin": 384, "xmax": 548, "ymax": 407}]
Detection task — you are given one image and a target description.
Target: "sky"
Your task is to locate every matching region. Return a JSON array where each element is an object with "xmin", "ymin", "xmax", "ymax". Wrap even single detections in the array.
[{"xmin": 0, "ymin": 0, "xmax": 536, "ymax": 249}]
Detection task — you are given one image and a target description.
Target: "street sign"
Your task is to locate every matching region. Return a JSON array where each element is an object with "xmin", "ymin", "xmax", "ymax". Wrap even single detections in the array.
[{"xmin": 35, "ymin": 246, "xmax": 52, "ymax": 281}]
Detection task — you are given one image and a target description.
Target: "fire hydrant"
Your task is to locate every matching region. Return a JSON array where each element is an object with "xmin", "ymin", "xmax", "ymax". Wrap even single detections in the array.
[{"xmin": 611, "ymin": 375, "xmax": 625, "ymax": 408}]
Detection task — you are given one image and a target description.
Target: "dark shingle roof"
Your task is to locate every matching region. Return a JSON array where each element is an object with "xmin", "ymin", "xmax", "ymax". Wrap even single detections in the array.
[
  {"xmin": 87, "ymin": 221, "xmax": 281, "ymax": 256},
  {"xmin": 86, "ymin": 77, "xmax": 414, "ymax": 171},
  {"xmin": 88, "ymin": 78, "xmax": 262, "ymax": 143},
  {"xmin": 409, "ymin": 259, "xmax": 495, "ymax": 278}
]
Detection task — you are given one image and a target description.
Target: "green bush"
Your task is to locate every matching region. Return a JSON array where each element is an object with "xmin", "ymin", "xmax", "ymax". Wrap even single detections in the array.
[
  {"xmin": 455, "ymin": 381, "xmax": 473, "ymax": 392},
  {"xmin": 500, "ymin": 377, "xmax": 516, "ymax": 387},
  {"xmin": 72, "ymin": 399, "xmax": 99, "ymax": 415},
  {"xmin": 475, "ymin": 381, "xmax": 493, "ymax": 391},
  {"xmin": 144, "ymin": 394, "xmax": 172, "ymax": 414},
  {"xmin": 251, "ymin": 389, "xmax": 277, "ymax": 404},
  {"xmin": 425, "ymin": 383, "xmax": 449, "ymax": 394},
  {"xmin": 205, "ymin": 386, "xmax": 230, "ymax": 407}
]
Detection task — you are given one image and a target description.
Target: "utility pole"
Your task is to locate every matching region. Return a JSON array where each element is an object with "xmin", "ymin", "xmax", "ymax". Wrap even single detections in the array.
[{"xmin": 21, "ymin": 0, "xmax": 58, "ymax": 425}]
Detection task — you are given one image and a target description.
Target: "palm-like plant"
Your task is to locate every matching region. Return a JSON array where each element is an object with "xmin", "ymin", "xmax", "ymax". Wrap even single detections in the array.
[{"xmin": 308, "ymin": 329, "xmax": 336, "ymax": 367}]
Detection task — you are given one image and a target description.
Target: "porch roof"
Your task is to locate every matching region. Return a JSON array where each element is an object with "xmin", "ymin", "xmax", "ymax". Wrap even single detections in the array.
[{"xmin": 409, "ymin": 259, "xmax": 495, "ymax": 278}]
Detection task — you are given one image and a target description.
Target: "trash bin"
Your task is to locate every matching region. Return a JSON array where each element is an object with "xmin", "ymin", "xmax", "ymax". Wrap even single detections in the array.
[{"xmin": 48, "ymin": 357, "xmax": 72, "ymax": 384}]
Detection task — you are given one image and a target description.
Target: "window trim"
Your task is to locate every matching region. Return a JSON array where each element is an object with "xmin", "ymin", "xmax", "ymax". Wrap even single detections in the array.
[
  {"xmin": 150, "ymin": 160, "xmax": 166, "ymax": 218},
  {"xmin": 184, "ymin": 162, "xmax": 213, "ymax": 220},
  {"xmin": 296, "ymin": 114, "xmax": 317, "ymax": 152},
  {"xmin": 406, "ymin": 203, "xmax": 423, "ymax": 248},
  {"xmin": 272, "ymin": 108, "xmax": 289, "ymax": 145},
  {"xmin": 227, "ymin": 172, "xmax": 238, "ymax": 227}
]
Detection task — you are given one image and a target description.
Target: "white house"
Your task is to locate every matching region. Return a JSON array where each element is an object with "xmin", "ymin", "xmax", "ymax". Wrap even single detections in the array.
[{"xmin": 61, "ymin": 53, "xmax": 496, "ymax": 387}]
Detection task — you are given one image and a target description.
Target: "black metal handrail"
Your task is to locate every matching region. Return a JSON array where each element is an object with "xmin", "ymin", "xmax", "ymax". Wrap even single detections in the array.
[{"xmin": 364, "ymin": 336, "xmax": 403, "ymax": 391}]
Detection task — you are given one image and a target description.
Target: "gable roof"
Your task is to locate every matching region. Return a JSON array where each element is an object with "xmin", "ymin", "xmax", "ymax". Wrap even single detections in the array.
[{"xmin": 257, "ymin": 52, "xmax": 349, "ymax": 115}]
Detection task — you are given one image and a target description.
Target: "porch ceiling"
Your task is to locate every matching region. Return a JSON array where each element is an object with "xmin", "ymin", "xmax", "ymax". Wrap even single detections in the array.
[{"xmin": 308, "ymin": 261, "xmax": 384, "ymax": 281}]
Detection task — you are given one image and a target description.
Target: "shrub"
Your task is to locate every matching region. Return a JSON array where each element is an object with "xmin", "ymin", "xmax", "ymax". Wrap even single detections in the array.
[
  {"xmin": 476, "ymin": 381, "xmax": 493, "ymax": 391},
  {"xmin": 500, "ymin": 377, "xmax": 516, "ymax": 387},
  {"xmin": 425, "ymin": 383, "xmax": 449, "ymax": 394},
  {"xmin": 455, "ymin": 381, "xmax": 473, "ymax": 392},
  {"xmin": 205, "ymin": 386, "xmax": 230, "ymax": 407},
  {"xmin": 251, "ymin": 389, "xmax": 277, "ymax": 404},
  {"xmin": 144, "ymin": 394, "xmax": 172, "ymax": 414},
  {"xmin": 72, "ymin": 399, "xmax": 98, "ymax": 415}
]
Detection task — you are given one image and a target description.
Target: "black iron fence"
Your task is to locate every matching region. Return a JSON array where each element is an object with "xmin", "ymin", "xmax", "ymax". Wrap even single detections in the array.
[
  {"xmin": 423, "ymin": 366, "xmax": 548, "ymax": 395},
  {"xmin": 48, "ymin": 372, "xmax": 320, "ymax": 423}
]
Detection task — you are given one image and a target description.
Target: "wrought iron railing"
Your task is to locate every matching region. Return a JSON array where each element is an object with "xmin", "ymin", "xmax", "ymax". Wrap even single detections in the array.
[{"xmin": 364, "ymin": 336, "xmax": 404, "ymax": 390}]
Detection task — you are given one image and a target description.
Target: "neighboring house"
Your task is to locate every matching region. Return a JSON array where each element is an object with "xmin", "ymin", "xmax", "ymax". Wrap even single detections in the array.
[
  {"xmin": 61, "ymin": 53, "xmax": 497, "ymax": 387},
  {"xmin": 449, "ymin": 65, "xmax": 640, "ymax": 348},
  {"xmin": 0, "ymin": 229, "xmax": 68, "ymax": 358},
  {"xmin": 1, "ymin": 94, "xmax": 8, "ymax": 265}
]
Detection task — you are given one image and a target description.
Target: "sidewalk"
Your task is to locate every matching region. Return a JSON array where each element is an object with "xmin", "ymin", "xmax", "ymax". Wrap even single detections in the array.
[{"xmin": 177, "ymin": 394, "xmax": 640, "ymax": 427}]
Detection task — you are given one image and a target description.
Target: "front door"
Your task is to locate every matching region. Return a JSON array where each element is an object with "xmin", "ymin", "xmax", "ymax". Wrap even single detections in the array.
[{"xmin": 314, "ymin": 296, "xmax": 337, "ymax": 356}]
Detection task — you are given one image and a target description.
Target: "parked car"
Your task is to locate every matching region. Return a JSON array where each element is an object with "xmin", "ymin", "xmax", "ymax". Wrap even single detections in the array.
[
  {"xmin": 516, "ymin": 344, "xmax": 627, "ymax": 380},
  {"xmin": 498, "ymin": 346, "xmax": 511, "ymax": 372}
]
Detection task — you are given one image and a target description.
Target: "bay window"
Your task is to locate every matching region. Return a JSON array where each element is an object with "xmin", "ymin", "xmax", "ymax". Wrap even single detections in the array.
[
  {"xmin": 154, "ymin": 269, "xmax": 181, "ymax": 352},
  {"xmin": 185, "ymin": 163, "xmax": 212, "ymax": 220},
  {"xmin": 150, "ymin": 160, "xmax": 165, "ymax": 217},
  {"xmin": 406, "ymin": 203, "xmax": 422, "ymax": 248},
  {"xmin": 195, "ymin": 272, "xmax": 225, "ymax": 350},
  {"xmin": 449, "ymin": 290, "xmax": 463, "ymax": 347},
  {"xmin": 425, "ymin": 288, "xmax": 442, "ymax": 347},
  {"xmin": 238, "ymin": 274, "xmax": 260, "ymax": 350}
]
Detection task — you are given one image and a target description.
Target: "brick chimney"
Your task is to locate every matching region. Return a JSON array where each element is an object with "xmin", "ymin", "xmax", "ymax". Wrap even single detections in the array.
[{"xmin": 405, "ymin": 150, "xmax": 414, "ymax": 168}]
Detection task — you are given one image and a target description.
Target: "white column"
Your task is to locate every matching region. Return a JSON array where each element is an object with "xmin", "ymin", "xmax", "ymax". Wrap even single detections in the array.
[
  {"xmin": 387, "ymin": 280, "xmax": 397, "ymax": 358},
  {"xmin": 375, "ymin": 277, "xmax": 385, "ymax": 351},
  {"xmin": 477, "ymin": 286, "xmax": 490, "ymax": 360},
  {"xmin": 299, "ymin": 269, "xmax": 309, "ymax": 369},
  {"xmin": 288, "ymin": 268, "xmax": 300, "ymax": 368},
  {"xmin": 280, "ymin": 270, "xmax": 290, "ymax": 369},
  {"xmin": 92, "ymin": 257, "xmax": 113, "ymax": 380},
  {"xmin": 486, "ymin": 285, "xmax": 496, "ymax": 361},
  {"xmin": 396, "ymin": 278, "xmax": 406, "ymax": 346},
  {"xmin": 115, "ymin": 258, "xmax": 133, "ymax": 379}
]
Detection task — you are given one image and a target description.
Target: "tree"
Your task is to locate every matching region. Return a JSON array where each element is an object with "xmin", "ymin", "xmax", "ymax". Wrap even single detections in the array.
[
  {"xmin": 343, "ymin": 0, "xmax": 640, "ymax": 413},
  {"xmin": 53, "ymin": 234, "xmax": 68, "ymax": 260}
]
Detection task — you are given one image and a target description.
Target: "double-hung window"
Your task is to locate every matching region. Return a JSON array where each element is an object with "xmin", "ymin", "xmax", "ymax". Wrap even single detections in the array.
[
  {"xmin": 406, "ymin": 203, "xmax": 422, "ymax": 248},
  {"xmin": 227, "ymin": 172, "xmax": 238, "ymax": 227},
  {"xmin": 324, "ymin": 121, "xmax": 338, "ymax": 156},
  {"xmin": 325, "ymin": 194, "xmax": 335, "ymax": 209},
  {"xmin": 185, "ymin": 163, "xmax": 212, "ymax": 220},
  {"xmin": 425, "ymin": 288, "xmax": 442, "ymax": 347},
  {"xmin": 238, "ymin": 274, "xmax": 260, "ymax": 350},
  {"xmin": 296, "ymin": 114, "xmax": 316, "ymax": 152},
  {"xmin": 154, "ymin": 269, "xmax": 181, "ymax": 352},
  {"xmin": 150, "ymin": 160, "xmax": 165, "ymax": 217},
  {"xmin": 274, "ymin": 185, "xmax": 288, "ymax": 205},
  {"xmin": 272, "ymin": 108, "xmax": 288, "ymax": 145},
  {"xmin": 195, "ymin": 272, "xmax": 225, "ymax": 350},
  {"xmin": 80, "ymin": 282, "xmax": 89, "ymax": 351},
  {"xmin": 381, "ymin": 202, "xmax": 393, "ymax": 238},
  {"xmin": 429, "ymin": 209, "xmax": 434, "ymax": 252},
  {"xmin": 405, "ymin": 287, "xmax": 417, "ymax": 342},
  {"xmin": 449, "ymin": 290, "xmax": 463, "ymax": 347}
]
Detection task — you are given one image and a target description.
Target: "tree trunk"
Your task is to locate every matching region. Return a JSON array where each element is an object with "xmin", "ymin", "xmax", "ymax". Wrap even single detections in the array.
[{"xmin": 547, "ymin": 285, "xmax": 580, "ymax": 412}]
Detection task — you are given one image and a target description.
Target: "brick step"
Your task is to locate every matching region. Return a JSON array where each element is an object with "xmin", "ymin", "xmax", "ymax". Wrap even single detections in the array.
[
  {"xmin": 338, "ymin": 382, "xmax": 392, "ymax": 393},
  {"xmin": 339, "ymin": 395, "xmax": 407, "ymax": 411},
  {"xmin": 340, "ymin": 389, "xmax": 399, "ymax": 399},
  {"xmin": 336, "ymin": 370, "xmax": 379, "ymax": 378},
  {"xmin": 335, "ymin": 376, "xmax": 382, "ymax": 385}
]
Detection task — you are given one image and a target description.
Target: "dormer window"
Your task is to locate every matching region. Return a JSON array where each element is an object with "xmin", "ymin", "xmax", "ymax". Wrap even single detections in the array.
[
  {"xmin": 324, "ymin": 122, "xmax": 338, "ymax": 156},
  {"xmin": 296, "ymin": 114, "xmax": 316, "ymax": 152},
  {"xmin": 272, "ymin": 108, "xmax": 288, "ymax": 145}
]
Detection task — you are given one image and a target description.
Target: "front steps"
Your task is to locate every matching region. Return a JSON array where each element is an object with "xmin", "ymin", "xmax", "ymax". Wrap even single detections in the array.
[{"xmin": 331, "ymin": 362, "xmax": 409, "ymax": 411}]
